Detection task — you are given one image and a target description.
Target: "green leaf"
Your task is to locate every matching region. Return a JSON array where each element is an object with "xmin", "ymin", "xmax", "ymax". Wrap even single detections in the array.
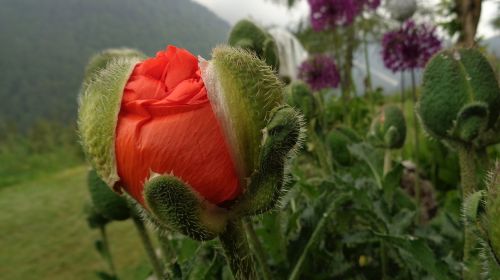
[
  {"xmin": 348, "ymin": 143, "xmax": 384, "ymax": 189},
  {"xmin": 375, "ymin": 234, "xmax": 451, "ymax": 279},
  {"xmin": 383, "ymin": 163, "xmax": 404, "ymax": 209}
]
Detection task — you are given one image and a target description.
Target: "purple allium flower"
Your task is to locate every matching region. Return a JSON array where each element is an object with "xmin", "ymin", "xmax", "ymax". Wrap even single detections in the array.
[
  {"xmin": 381, "ymin": 20, "xmax": 442, "ymax": 72},
  {"xmin": 298, "ymin": 54, "xmax": 341, "ymax": 91},
  {"xmin": 308, "ymin": 0, "xmax": 380, "ymax": 31}
]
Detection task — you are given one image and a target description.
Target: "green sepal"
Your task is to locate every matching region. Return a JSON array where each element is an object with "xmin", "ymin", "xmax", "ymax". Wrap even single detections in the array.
[
  {"xmin": 88, "ymin": 169, "xmax": 131, "ymax": 221},
  {"xmin": 83, "ymin": 48, "xmax": 146, "ymax": 85},
  {"xmin": 233, "ymin": 105, "xmax": 305, "ymax": 216},
  {"xmin": 368, "ymin": 105, "xmax": 406, "ymax": 149},
  {"xmin": 143, "ymin": 174, "xmax": 229, "ymax": 241},
  {"xmin": 78, "ymin": 56, "xmax": 141, "ymax": 188},
  {"xmin": 453, "ymin": 102, "xmax": 489, "ymax": 142},
  {"xmin": 418, "ymin": 48, "xmax": 500, "ymax": 145},
  {"xmin": 83, "ymin": 201, "xmax": 110, "ymax": 229},
  {"xmin": 228, "ymin": 19, "xmax": 280, "ymax": 70},
  {"xmin": 202, "ymin": 46, "xmax": 284, "ymax": 179}
]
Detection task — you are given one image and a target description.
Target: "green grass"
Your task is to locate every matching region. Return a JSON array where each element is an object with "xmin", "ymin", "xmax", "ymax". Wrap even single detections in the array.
[{"xmin": 0, "ymin": 166, "xmax": 154, "ymax": 280}]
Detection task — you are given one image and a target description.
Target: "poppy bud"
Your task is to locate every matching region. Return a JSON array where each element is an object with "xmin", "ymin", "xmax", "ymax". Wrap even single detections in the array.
[
  {"xmin": 285, "ymin": 81, "xmax": 315, "ymax": 121},
  {"xmin": 327, "ymin": 126, "xmax": 362, "ymax": 166},
  {"xmin": 78, "ymin": 45, "xmax": 304, "ymax": 240},
  {"xmin": 83, "ymin": 201, "xmax": 110, "ymax": 229},
  {"xmin": 228, "ymin": 19, "xmax": 280, "ymax": 70},
  {"xmin": 418, "ymin": 48, "xmax": 500, "ymax": 146},
  {"xmin": 368, "ymin": 105, "xmax": 406, "ymax": 149},
  {"xmin": 88, "ymin": 169, "xmax": 130, "ymax": 221}
]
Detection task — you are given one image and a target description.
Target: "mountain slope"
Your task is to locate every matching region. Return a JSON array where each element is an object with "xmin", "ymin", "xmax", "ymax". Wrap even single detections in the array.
[{"xmin": 0, "ymin": 0, "xmax": 230, "ymax": 128}]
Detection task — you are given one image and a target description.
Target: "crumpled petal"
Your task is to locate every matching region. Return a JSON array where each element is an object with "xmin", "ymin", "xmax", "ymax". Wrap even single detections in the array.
[{"xmin": 115, "ymin": 46, "xmax": 241, "ymax": 206}]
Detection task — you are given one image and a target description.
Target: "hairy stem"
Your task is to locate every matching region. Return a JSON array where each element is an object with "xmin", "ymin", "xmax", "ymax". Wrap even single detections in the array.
[
  {"xmin": 132, "ymin": 215, "xmax": 164, "ymax": 279},
  {"xmin": 157, "ymin": 231, "xmax": 175, "ymax": 275},
  {"xmin": 243, "ymin": 218, "xmax": 272, "ymax": 280},
  {"xmin": 219, "ymin": 219, "xmax": 257, "ymax": 280},
  {"xmin": 98, "ymin": 225, "xmax": 117, "ymax": 278},
  {"xmin": 384, "ymin": 149, "xmax": 392, "ymax": 175},
  {"xmin": 458, "ymin": 145, "xmax": 478, "ymax": 279}
]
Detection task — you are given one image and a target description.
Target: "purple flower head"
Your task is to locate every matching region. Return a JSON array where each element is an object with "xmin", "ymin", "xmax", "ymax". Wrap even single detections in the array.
[
  {"xmin": 381, "ymin": 20, "xmax": 442, "ymax": 72},
  {"xmin": 308, "ymin": 0, "xmax": 380, "ymax": 31},
  {"xmin": 298, "ymin": 54, "xmax": 341, "ymax": 91}
]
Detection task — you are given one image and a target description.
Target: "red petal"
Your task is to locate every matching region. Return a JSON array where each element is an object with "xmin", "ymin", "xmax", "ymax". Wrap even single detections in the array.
[{"xmin": 115, "ymin": 46, "xmax": 241, "ymax": 206}]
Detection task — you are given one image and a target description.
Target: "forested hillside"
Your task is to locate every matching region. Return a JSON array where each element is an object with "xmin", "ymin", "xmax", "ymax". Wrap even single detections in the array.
[{"xmin": 0, "ymin": 0, "xmax": 230, "ymax": 128}]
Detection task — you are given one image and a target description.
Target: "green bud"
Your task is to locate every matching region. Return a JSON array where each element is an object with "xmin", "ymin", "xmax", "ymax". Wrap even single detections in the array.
[
  {"xmin": 418, "ymin": 48, "xmax": 500, "ymax": 145},
  {"xmin": 284, "ymin": 81, "xmax": 315, "ymax": 121},
  {"xmin": 327, "ymin": 127, "xmax": 361, "ymax": 166},
  {"xmin": 368, "ymin": 105, "xmax": 406, "ymax": 149},
  {"xmin": 143, "ymin": 174, "xmax": 229, "ymax": 241},
  {"xmin": 228, "ymin": 19, "xmax": 280, "ymax": 70},
  {"xmin": 83, "ymin": 201, "xmax": 110, "ymax": 229},
  {"xmin": 88, "ymin": 169, "xmax": 130, "ymax": 221},
  {"xmin": 83, "ymin": 48, "xmax": 146, "ymax": 83}
]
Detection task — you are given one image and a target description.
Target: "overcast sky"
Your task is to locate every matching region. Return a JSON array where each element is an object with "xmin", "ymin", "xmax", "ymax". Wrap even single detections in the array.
[{"xmin": 192, "ymin": 0, "xmax": 499, "ymax": 38}]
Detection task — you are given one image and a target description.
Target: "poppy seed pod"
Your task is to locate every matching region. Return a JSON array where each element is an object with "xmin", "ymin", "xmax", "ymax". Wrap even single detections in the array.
[
  {"xmin": 368, "ymin": 105, "xmax": 406, "ymax": 149},
  {"xmin": 284, "ymin": 81, "xmax": 315, "ymax": 121},
  {"xmin": 88, "ymin": 169, "xmax": 131, "ymax": 221},
  {"xmin": 78, "ymin": 45, "xmax": 304, "ymax": 241},
  {"xmin": 228, "ymin": 19, "xmax": 280, "ymax": 71},
  {"xmin": 418, "ymin": 48, "xmax": 500, "ymax": 146}
]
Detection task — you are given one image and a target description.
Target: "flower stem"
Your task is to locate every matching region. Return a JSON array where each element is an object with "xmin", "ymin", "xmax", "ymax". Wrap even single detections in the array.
[
  {"xmin": 219, "ymin": 219, "xmax": 257, "ymax": 280},
  {"xmin": 132, "ymin": 215, "xmax": 164, "ymax": 279},
  {"xmin": 157, "ymin": 231, "xmax": 175, "ymax": 275},
  {"xmin": 98, "ymin": 225, "xmax": 117, "ymax": 278},
  {"xmin": 384, "ymin": 149, "xmax": 392, "ymax": 175},
  {"xmin": 458, "ymin": 145, "xmax": 478, "ymax": 279},
  {"xmin": 288, "ymin": 200, "xmax": 338, "ymax": 280},
  {"xmin": 400, "ymin": 71, "xmax": 405, "ymax": 108},
  {"xmin": 243, "ymin": 218, "xmax": 273, "ymax": 280},
  {"xmin": 410, "ymin": 69, "xmax": 421, "ymax": 222}
]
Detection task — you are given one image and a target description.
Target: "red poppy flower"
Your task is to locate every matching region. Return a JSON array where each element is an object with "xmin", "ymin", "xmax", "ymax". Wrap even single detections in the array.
[{"xmin": 114, "ymin": 46, "xmax": 241, "ymax": 206}]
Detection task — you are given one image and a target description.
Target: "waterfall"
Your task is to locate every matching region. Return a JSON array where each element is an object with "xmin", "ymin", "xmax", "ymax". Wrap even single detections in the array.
[{"xmin": 268, "ymin": 27, "xmax": 308, "ymax": 80}]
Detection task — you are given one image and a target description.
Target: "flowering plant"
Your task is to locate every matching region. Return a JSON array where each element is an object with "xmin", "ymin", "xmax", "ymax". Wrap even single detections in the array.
[
  {"xmin": 78, "ymin": 45, "xmax": 304, "ymax": 278},
  {"xmin": 381, "ymin": 20, "xmax": 441, "ymax": 72},
  {"xmin": 308, "ymin": 0, "xmax": 380, "ymax": 31},
  {"xmin": 298, "ymin": 54, "xmax": 340, "ymax": 91}
]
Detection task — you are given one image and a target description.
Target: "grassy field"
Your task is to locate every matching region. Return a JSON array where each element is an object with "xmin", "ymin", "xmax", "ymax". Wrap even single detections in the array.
[{"xmin": 0, "ymin": 166, "xmax": 154, "ymax": 280}]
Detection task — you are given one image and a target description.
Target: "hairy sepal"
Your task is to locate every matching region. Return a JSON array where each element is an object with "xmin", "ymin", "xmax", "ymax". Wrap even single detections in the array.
[
  {"xmin": 78, "ymin": 57, "xmax": 140, "ymax": 188},
  {"xmin": 143, "ymin": 174, "xmax": 229, "ymax": 241}
]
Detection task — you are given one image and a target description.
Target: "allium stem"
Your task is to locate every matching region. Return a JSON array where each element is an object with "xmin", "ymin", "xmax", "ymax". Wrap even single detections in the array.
[
  {"xmin": 243, "ymin": 218, "xmax": 273, "ymax": 280},
  {"xmin": 400, "ymin": 71, "xmax": 405, "ymax": 108},
  {"xmin": 458, "ymin": 145, "xmax": 478, "ymax": 279},
  {"xmin": 219, "ymin": 219, "xmax": 257, "ymax": 280},
  {"xmin": 132, "ymin": 215, "xmax": 164, "ymax": 279},
  {"xmin": 98, "ymin": 225, "xmax": 117, "ymax": 278},
  {"xmin": 363, "ymin": 28, "xmax": 373, "ymax": 96},
  {"xmin": 410, "ymin": 69, "xmax": 421, "ymax": 221}
]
